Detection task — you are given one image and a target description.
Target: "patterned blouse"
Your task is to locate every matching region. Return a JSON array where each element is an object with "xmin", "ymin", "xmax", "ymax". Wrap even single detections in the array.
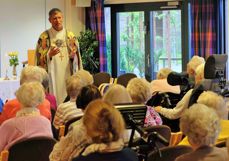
[{"xmin": 144, "ymin": 106, "xmax": 162, "ymax": 127}]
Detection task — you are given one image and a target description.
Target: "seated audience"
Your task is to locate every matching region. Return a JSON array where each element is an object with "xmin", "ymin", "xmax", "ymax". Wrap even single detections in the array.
[
  {"xmin": 0, "ymin": 66, "xmax": 51, "ymax": 125},
  {"xmin": 155, "ymin": 63, "xmax": 205, "ymax": 119},
  {"xmin": 186, "ymin": 55, "xmax": 205, "ymax": 85},
  {"xmin": 175, "ymin": 103, "xmax": 228, "ymax": 161},
  {"xmin": 49, "ymin": 85, "xmax": 101, "ymax": 161},
  {"xmin": 72, "ymin": 99, "xmax": 138, "ymax": 161},
  {"xmin": 0, "ymin": 82, "xmax": 53, "ymax": 152},
  {"xmin": 151, "ymin": 68, "xmax": 180, "ymax": 94},
  {"xmin": 126, "ymin": 78, "xmax": 162, "ymax": 127},
  {"xmin": 64, "ymin": 69, "xmax": 93, "ymax": 102},
  {"xmin": 74, "ymin": 69, "xmax": 94, "ymax": 86},
  {"xmin": 76, "ymin": 85, "xmax": 102, "ymax": 112},
  {"xmin": 53, "ymin": 75, "xmax": 83, "ymax": 129},
  {"xmin": 179, "ymin": 91, "xmax": 229, "ymax": 145},
  {"xmin": 157, "ymin": 68, "xmax": 172, "ymax": 80},
  {"xmin": 40, "ymin": 67, "xmax": 57, "ymax": 111},
  {"xmin": 103, "ymin": 84, "xmax": 132, "ymax": 105}
]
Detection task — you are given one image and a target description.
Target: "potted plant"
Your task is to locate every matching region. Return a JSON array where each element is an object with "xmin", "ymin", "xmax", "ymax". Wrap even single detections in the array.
[{"xmin": 77, "ymin": 29, "xmax": 99, "ymax": 73}]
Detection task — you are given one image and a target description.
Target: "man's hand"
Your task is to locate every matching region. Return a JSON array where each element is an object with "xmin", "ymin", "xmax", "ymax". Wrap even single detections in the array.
[{"xmin": 49, "ymin": 46, "xmax": 60, "ymax": 58}]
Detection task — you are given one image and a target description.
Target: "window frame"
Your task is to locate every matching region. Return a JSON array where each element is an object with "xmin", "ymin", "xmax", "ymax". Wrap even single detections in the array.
[{"xmin": 105, "ymin": 1, "xmax": 190, "ymax": 80}]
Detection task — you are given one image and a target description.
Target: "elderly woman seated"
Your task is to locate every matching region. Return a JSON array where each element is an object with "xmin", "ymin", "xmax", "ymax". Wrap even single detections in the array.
[
  {"xmin": 155, "ymin": 63, "xmax": 205, "ymax": 119},
  {"xmin": 186, "ymin": 55, "xmax": 205, "ymax": 84},
  {"xmin": 179, "ymin": 91, "xmax": 229, "ymax": 146},
  {"xmin": 151, "ymin": 68, "xmax": 180, "ymax": 94},
  {"xmin": 64, "ymin": 69, "xmax": 94, "ymax": 102},
  {"xmin": 0, "ymin": 82, "xmax": 53, "ymax": 152},
  {"xmin": 49, "ymin": 85, "xmax": 102, "ymax": 161},
  {"xmin": 0, "ymin": 66, "xmax": 51, "ymax": 125},
  {"xmin": 40, "ymin": 67, "xmax": 57, "ymax": 111},
  {"xmin": 175, "ymin": 103, "xmax": 228, "ymax": 161},
  {"xmin": 126, "ymin": 78, "xmax": 162, "ymax": 127},
  {"xmin": 103, "ymin": 84, "xmax": 132, "ymax": 105},
  {"xmin": 72, "ymin": 99, "xmax": 138, "ymax": 161},
  {"xmin": 53, "ymin": 75, "xmax": 84, "ymax": 129}
]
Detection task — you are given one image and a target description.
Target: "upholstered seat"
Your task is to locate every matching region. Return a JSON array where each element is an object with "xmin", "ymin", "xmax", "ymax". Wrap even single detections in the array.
[
  {"xmin": 3, "ymin": 137, "xmax": 56, "ymax": 161},
  {"xmin": 93, "ymin": 72, "xmax": 112, "ymax": 87},
  {"xmin": 115, "ymin": 73, "xmax": 137, "ymax": 87}
]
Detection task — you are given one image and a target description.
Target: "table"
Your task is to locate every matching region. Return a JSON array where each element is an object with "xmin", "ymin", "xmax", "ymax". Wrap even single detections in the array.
[{"xmin": 0, "ymin": 78, "xmax": 20, "ymax": 103}]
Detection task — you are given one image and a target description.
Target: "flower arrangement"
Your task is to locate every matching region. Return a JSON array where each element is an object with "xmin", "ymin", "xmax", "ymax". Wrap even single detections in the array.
[{"xmin": 8, "ymin": 51, "xmax": 19, "ymax": 67}]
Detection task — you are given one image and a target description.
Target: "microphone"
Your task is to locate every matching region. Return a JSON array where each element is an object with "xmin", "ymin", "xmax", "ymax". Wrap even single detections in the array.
[{"xmin": 148, "ymin": 132, "xmax": 169, "ymax": 146}]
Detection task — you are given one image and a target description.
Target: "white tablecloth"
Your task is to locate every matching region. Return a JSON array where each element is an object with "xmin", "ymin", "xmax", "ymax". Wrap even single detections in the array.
[{"xmin": 0, "ymin": 78, "xmax": 20, "ymax": 102}]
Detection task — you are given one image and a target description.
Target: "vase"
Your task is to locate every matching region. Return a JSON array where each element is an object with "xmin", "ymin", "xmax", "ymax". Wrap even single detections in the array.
[{"xmin": 12, "ymin": 65, "xmax": 17, "ymax": 77}]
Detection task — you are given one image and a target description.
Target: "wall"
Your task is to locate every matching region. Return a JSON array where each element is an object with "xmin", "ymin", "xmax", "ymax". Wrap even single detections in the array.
[{"xmin": 0, "ymin": 0, "xmax": 85, "ymax": 77}]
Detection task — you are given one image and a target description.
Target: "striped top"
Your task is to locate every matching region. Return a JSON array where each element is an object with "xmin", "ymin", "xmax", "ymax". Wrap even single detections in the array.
[{"xmin": 53, "ymin": 99, "xmax": 83, "ymax": 129}]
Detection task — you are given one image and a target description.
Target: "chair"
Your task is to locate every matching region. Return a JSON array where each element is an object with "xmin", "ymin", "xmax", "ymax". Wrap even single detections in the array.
[
  {"xmin": 115, "ymin": 73, "xmax": 137, "ymax": 87},
  {"xmin": 50, "ymin": 109, "xmax": 59, "ymax": 140},
  {"xmin": 98, "ymin": 83, "xmax": 112, "ymax": 95},
  {"xmin": 0, "ymin": 150, "xmax": 9, "ymax": 161},
  {"xmin": 64, "ymin": 116, "xmax": 82, "ymax": 135},
  {"xmin": 144, "ymin": 125, "xmax": 171, "ymax": 148},
  {"xmin": 147, "ymin": 145, "xmax": 193, "ymax": 161},
  {"xmin": 28, "ymin": 49, "xmax": 36, "ymax": 65},
  {"xmin": 93, "ymin": 72, "xmax": 112, "ymax": 87},
  {"xmin": 215, "ymin": 141, "xmax": 226, "ymax": 147},
  {"xmin": 6, "ymin": 137, "xmax": 56, "ymax": 161},
  {"xmin": 58, "ymin": 116, "xmax": 82, "ymax": 139},
  {"xmin": 169, "ymin": 131, "xmax": 183, "ymax": 146}
]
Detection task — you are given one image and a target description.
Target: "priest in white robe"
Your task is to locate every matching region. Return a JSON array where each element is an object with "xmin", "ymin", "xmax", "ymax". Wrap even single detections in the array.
[{"xmin": 35, "ymin": 8, "xmax": 82, "ymax": 105}]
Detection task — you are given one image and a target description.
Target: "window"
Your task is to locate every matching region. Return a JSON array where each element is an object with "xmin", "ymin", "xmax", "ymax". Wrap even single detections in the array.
[{"xmin": 105, "ymin": 1, "xmax": 188, "ymax": 80}]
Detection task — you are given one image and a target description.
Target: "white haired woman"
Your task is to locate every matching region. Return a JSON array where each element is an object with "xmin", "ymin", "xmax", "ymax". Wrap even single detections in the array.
[
  {"xmin": 179, "ymin": 91, "xmax": 229, "ymax": 146},
  {"xmin": 103, "ymin": 84, "xmax": 132, "ymax": 105},
  {"xmin": 0, "ymin": 66, "xmax": 51, "ymax": 125},
  {"xmin": 63, "ymin": 69, "xmax": 94, "ymax": 102},
  {"xmin": 155, "ymin": 63, "xmax": 205, "ymax": 119},
  {"xmin": 151, "ymin": 67, "xmax": 180, "ymax": 94},
  {"xmin": 187, "ymin": 55, "xmax": 205, "ymax": 81},
  {"xmin": 127, "ymin": 78, "xmax": 162, "ymax": 127},
  {"xmin": 0, "ymin": 82, "xmax": 53, "ymax": 152},
  {"xmin": 53, "ymin": 75, "xmax": 83, "ymax": 129},
  {"xmin": 175, "ymin": 103, "xmax": 228, "ymax": 161}
]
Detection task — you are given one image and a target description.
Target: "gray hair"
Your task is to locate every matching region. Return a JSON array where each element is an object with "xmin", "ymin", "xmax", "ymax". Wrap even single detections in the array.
[
  {"xmin": 126, "ymin": 78, "xmax": 152, "ymax": 103},
  {"xmin": 20, "ymin": 66, "xmax": 43, "ymax": 85},
  {"xmin": 66, "ymin": 75, "xmax": 83, "ymax": 98},
  {"xmin": 73, "ymin": 70, "xmax": 94, "ymax": 87},
  {"xmin": 16, "ymin": 82, "xmax": 45, "ymax": 107},
  {"xmin": 180, "ymin": 103, "xmax": 221, "ymax": 146},
  {"xmin": 103, "ymin": 84, "xmax": 132, "ymax": 105},
  {"xmin": 197, "ymin": 91, "xmax": 228, "ymax": 119},
  {"xmin": 187, "ymin": 56, "xmax": 205, "ymax": 77},
  {"xmin": 156, "ymin": 68, "xmax": 172, "ymax": 79}
]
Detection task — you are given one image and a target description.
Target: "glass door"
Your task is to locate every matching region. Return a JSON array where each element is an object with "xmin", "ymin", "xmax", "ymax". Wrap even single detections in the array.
[
  {"xmin": 116, "ymin": 11, "xmax": 145, "ymax": 77},
  {"xmin": 107, "ymin": 2, "xmax": 184, "ymax": 80},
  {"xmin": 150, "ymin": 10, "xmax": 182, "ymax": 78}
]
